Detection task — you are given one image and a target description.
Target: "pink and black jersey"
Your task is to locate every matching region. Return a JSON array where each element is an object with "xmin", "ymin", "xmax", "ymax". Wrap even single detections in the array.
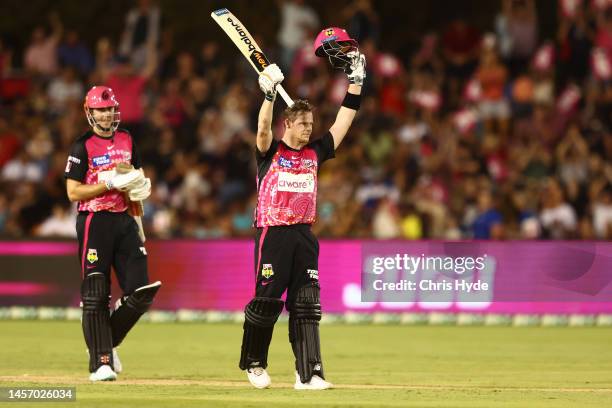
[
  {"xmin": 255, "ymin": 132, "xmax": 335, "ymax": 227},
  {"xmin": 64, "ymin": 129, "xmax": 141, "ymax": 213}
]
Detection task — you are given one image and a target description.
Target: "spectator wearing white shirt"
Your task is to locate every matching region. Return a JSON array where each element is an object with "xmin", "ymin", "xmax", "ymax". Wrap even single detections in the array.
[
  {"xmin": 539, "ymin": 179, "xmax": 577, "ymax": 239},
  {"xmin": 277, "ymin": 0, "xmax": 319, "ymax": 71},
  {"xmin": 593, "ymin": 187, "xmax": 612, "ymax": 239},
  {"xmin": 47, "ymin": 66, "xmax": 84, "ymax": 114},
  {"xmin": 1, "ymin": 150, "xmax": 43, "ymax": 183},
  {"xmin": 34, "ymin": 202, "xmax": 77, "ymax": 238}
]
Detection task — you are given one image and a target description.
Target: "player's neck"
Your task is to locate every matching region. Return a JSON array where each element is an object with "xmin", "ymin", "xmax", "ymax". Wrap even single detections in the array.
[
  {"xmin": 281, "ymin": 134, "xmax": 306, "ymax": 151},
  {"xmin": 93, "ymin": 127, "xmax": 114, "ymax": 138}
]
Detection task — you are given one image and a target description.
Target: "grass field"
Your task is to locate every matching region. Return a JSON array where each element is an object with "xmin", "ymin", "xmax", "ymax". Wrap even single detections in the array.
[{"xmin": 1, "ymin": 321, "xmax": 611, "ymax": 407}]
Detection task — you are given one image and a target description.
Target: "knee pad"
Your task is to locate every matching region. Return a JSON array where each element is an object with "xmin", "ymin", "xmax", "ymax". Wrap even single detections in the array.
[
  {"xmin": 110, "ymin": 281, "xmax": 161, "ymax": 347},
  {"xmin": 245, "ymin": 297, "xmax": 285, "ymax": 327},
  {"xmin": 123, "ymin": 281, "xmax": 162, "ymax": 313},
  {"xmin": 291, "ymin": 282, "xmax": 322, "ymax": 321},
  {"xmin": 81, "ymin": 272, "xmax": 110, "ymax": 311},
  {"xmin": 239, "ymin": 297, "xmax": 284, "ymax": 370}
]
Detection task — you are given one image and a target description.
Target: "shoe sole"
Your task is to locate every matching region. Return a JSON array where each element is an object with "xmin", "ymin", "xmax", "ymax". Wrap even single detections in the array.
[{"xmin": 90, "ymin": 376, "xmax": 117, "ymax": 382}]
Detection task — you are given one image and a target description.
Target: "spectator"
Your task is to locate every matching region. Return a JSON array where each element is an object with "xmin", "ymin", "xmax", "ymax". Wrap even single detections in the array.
[
  {"xmin": 592, "ymin": 185, "xmax": 612, "ymax": 239},
  {"xmin": 496, "ymin": 0, "xmax": 538, "ymax": 76},
  {"xmin": 540, "ymin": 178, "xmax": 577, "ymax": 238},
  {"xmin": 103, "ymin": 48, "xmax": 157, "ymax": 137},
  {"xmin": 34, "ymin": 202, "xmax": 77, "ymax": 238},
  {"xmin": 471, "ymin": 190, "xmax": 504, "ymax": 239},
  {"xmin": 57, "ymin": 30, "xmax": 94, "ymax": 76},
  {"xmin": 119, "ymin": 0, "xmax": 161, "ymax": 70},
  {"xmin": 47, "ymin": 66, "xmax": 84, "ymax": 114},
  {"xmin": 343, "ymin": 0, "xmax": 380, "ymax": 45},
  {"xmin": 277, "ymin": 0, "xmax": 319, "ymax": 71},
  {"xmin": 23, "ymin": 14, "xmax": 62, "ymax": 77},
  {"xmin": 476, "ymin": 48, "xmax": 510, "ymax": 135},
  {"xmin": 557, "ymin": 5, "xmax": 595, "ymax": 83},
  {"xmin": 1, "ymin": 150, "xmax": 43, "ymax": 183}
]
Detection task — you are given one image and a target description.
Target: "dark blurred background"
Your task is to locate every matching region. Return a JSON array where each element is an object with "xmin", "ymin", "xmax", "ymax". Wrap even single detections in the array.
[{"xmin": 0, "ymin": 0, "xmax": 611, "ymax": 241}]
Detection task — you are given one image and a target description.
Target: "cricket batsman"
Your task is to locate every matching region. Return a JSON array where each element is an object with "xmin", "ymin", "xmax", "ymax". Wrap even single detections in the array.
[
  {"xmin": 239, "ymin": 28, "xmax": 365, "ymax": 390},
  {"xmin": 65, "ymin": 86, "xmax": 161, "ymax": 381}
]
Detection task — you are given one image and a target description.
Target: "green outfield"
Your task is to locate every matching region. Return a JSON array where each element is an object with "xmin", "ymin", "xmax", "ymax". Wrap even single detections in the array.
[{"xmin": 1, "ymin": 321, "xmax": 611, "ymax": 407}]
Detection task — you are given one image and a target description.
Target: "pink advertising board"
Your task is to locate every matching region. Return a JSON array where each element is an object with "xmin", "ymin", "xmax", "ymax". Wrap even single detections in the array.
[{"xmin": 1, "ymin": 240, "xmax": 611, "ymax": 314}]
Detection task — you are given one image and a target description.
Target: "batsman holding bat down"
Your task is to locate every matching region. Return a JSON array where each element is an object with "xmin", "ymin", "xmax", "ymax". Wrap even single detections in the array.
[
  {"xmin": 240, "ymin": 28, "xmax": 365, "ymax": 390},
  {"xmin": 65, "ymin": 86, "xmax": 161, "ymax": 381}
]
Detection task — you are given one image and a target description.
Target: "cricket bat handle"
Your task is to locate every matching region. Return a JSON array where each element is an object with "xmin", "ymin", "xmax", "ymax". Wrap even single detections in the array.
[{"xmin": 277, "ymin": 85, "xmax": 294, "ymax": 107}]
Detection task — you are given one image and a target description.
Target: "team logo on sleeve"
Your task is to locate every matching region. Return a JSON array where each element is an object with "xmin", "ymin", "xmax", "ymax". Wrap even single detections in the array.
[
  {"xmin": 65, "ymin": 156, "xmax": 81, "ymax": 172},
  {"xmin": 87, "ymin": 249, "xmax": 98, "ymax": 263},
  {"xmin": 261, "ymin": 264, "xmax": 274, "ymax": 279},
  {"xmin": 92, "ymin": 154, "xmax": 111, "ymax": 167}
]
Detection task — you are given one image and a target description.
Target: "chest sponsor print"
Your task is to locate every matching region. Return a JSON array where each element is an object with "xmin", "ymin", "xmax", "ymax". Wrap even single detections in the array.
[
  {"xmin": 277, "ymin": 172, "xmax": 315, "ymax": 193},
  {"xmin": 92, "ymin": 154, "xmax": 111, "ymax": 167}
]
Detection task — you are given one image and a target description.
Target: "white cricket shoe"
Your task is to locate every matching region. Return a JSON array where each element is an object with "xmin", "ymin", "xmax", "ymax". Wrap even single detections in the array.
[
  {"xmin": 246, "ymin": 366, "xmax": 272, "ymax": 389},
  {"xmin": 294, "ymin": 371, "xmax": 333, "ymax": 390},
  {"xmin": 112, "ymin": 348, "xmax": 122, "ymax": 374},
  {"xmin": 89, "ymin": 365, "xmax": 117, "ymax": 382}
]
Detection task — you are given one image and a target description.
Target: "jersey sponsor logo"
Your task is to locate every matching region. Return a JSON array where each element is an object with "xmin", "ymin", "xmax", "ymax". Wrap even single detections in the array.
[
  {"xmin": 261, "ymin": 264, "xmax": 274, "ymax": 279},
  {"xmin": 278, "ymin": 156, "xmax": 293, "ymax": 168},
  {"xmin": 307, "ymin": 269, "xmax": 319, "ymax": 280},
  {"xmin": 302, "ymin": 159, "xmax": 315, "ymax": 168},
  {"xmin": 87, "ymin": 249, "xmax": 98, "ymax": 263},
  {"xmin": 277, "ymin": 172, "xmax": 315, "ymax": 193},
  {"xmin": 65, "ymin": 161, "xmax": 72, "ymax": 173},
  {"xmin": 92, "ymin": 154, "xmax": 111, "ymax": 167}
]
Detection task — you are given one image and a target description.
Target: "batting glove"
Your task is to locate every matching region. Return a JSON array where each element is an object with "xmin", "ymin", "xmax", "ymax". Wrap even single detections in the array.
[
  {"xmin": 346, "ymin": 51, "xmax": 366, "ymax": 86},
  {"xmin": 128, "ymin": 178, "xmax": 152, "ymax": 201},
  {"xmin": 259, "ymin": 63, "xmax": 284, "ymax": 101},
  {"xmin": 105, "ymin": 169, "xmax": 144, "ymax": 191}
]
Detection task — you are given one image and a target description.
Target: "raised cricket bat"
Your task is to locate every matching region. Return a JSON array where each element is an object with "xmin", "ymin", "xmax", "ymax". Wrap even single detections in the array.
[{"xmin": 211, "ymin": 8, "xmax": 294, "ymax": 107}]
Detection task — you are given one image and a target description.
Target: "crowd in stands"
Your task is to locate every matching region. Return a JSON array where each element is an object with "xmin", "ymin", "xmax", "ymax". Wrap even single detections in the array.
[{"xmin": 1, "ymin": 0, "xmax": 611, "ymax": 240}]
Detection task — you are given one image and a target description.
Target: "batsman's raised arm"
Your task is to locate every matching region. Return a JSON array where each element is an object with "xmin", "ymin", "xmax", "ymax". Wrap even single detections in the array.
[
  {"xmin": 327, "ymin": 51, "xmax": 366, "ymax": 150},
  {"xmin": 256, "ymin": 64, "xmax": 285, "ymax": 153}
]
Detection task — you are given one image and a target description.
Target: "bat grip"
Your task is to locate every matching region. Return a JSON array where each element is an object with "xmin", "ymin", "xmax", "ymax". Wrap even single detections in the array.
[{"xmin": 276, "ymin": 85, "xmax": 294, "ymax": 107}]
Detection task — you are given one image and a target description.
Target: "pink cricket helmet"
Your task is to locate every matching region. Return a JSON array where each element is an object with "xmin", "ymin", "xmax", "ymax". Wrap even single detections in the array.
[
  {"xmin": 83, "ymin": 86, "xmax": 121, "ymax": 132},
  {"xmin": 313, "ymin": 27, "xmax": 358, "ymax": 72}
]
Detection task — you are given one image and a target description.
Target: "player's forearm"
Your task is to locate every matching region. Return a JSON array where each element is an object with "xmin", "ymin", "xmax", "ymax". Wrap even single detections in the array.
[
  {"xmin": 67, "ymin": 183, "xmax": 109, "ymax": 202},
  {"xmin": 329, "ymin": 87, "xmax": 362, "ymax": 149},
  {"xmin": 256, "ymin": 99, "xmax": 274, "ymax": 152},
  {"xmin": 348, "ymin": 84, "xmax": 362, "ymax": 95}
]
